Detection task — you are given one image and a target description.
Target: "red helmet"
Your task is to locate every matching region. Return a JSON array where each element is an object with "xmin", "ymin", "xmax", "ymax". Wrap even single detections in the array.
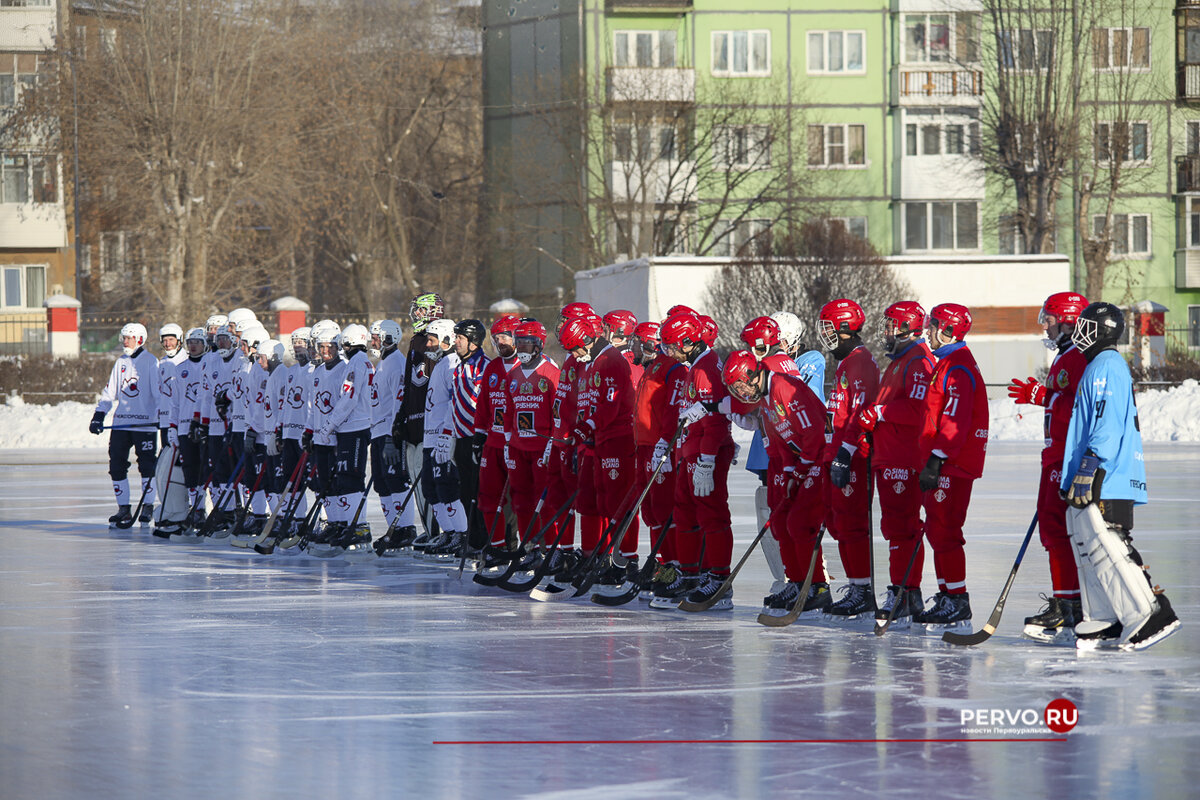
[
  {"xmin": 660, "ymin": 312, "xmax": 703, "ymax": 347},
  {"xmin": 515, "ymin": 320, "xmax": 547, "ymax": 343},
  {"xmin": 584, "ymin": 313, "xmax": 605, "ymax": 336},
  {"xmin": 666, "ymin": 304, "xmax": 696, "ymax": 320},
  {"xmin": 699, "ymin": 315, "xmax": 718, "ymax": 346},
  {"xmin": 721, "ymin": 350, "xmax": 762, "ymax": 388},
  {"xmin": 491, "ymin": 314, "xmax": 520, "ymax": 337},
  {"xmin": 559, "ymin": 316, "xmax": 597, "ymax": 350},
  {"xmin": 883, "ymin": 301, "xmax": 926, "ymax": 336},
  {"xmin": 1040, "ymin": 292, "xmax": 1088, "ymax": 327},
  {"xmin": 633, "ymin": 321, "xmax": 660, "ymax": 343},
  {"xmin": 929, "ymin": 302, "xmax": 973, "ymax": 340},
  {"xmin": 603, "ymin": 310, "xmax": 638, "ymax": 338},
  {"xmin": 817, "ymin": 299, "xmax": 866, "ymax": 350},
  {"xmin": 560, "ymin": 302, "xmax": 595, "ymax": 321},
  {"xmin": 741, "ymin": 316, "xmax": 780, "ymax": 352}
]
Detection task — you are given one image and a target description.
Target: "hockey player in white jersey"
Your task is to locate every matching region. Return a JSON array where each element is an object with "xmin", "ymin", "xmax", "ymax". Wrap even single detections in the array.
[
  {"xmin": 90, "ymin": 323, "xmax": 161, "ymax": 527},
  {"xmin": 368, "ymin": 320, "xmax": 416, "ymax": 555},
  {"xmin": 304, "ymin": 321, "xmax": 346, "ymax": 546},
  {"xmin": 171, "ymin": 328, "xmax": 210, "ymax": 529},
  {"xmin": 197, "ymin": 324, "xmax": 246, "ymax": 535},
  {"xmin": 269, "ymin": 326, "xmax": 314, "ymax": 544},
  {"xmin": 156, "ymin": 323, "xmax": 186, "ymax": 447},
  {"xmin": 232, "ymin": 338, "xmax": 285, "ymax": 545},
  {"xmin": 417, "ymin": 318, "xmax": 469, "ymax": 555}
]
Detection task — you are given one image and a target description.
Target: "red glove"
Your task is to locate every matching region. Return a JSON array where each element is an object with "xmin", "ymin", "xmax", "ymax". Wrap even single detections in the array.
[
  {"xmin": 855, "ymin": 404, "xmax": 883, "ymax": 432},
  {"xmin": 1007, "ymin": 377, "xmax": 1046, "ymax": 406}
]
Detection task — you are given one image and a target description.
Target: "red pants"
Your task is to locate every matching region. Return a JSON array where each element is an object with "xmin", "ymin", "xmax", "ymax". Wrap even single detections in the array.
[
  {"xmin": 770, "ymin": 464, "xmax": 826, "ymax": 583},
  {"xmin": 637, "ymin": 443, "xmax": 676, "ymax": 562},
  {"xmin": 875, "ymin": 465, "xmax": 924, "ymax": 588},
  {"xmin": 575, "ymin": 450, "xmax": 607, "ymax": 554},
  {"xmin": 823, "ymin": 455, "xmax": 872, "ymax": 581},
  {"xmin": 922, "ymin": 474, "xmax": 975, "ymax": 594},
  {"xmin": 509, "ymin": 447, "xmax": 554, "ymax": 546},
  {"xmin": 1038, "ymin": 456, "xmax": 1079, "ymax": 597},
  {"xmin": 546, "ymin": 443, "xmax": 577, "ymax": 547},
  {"xmin": 673, "ymin": 442, "xmax": 735, "ymax": 575},
  {"xmin": 593, "ymin": 434, "xmax": 639, "ymax": 558},
  {"xmin": 477, "ymin": 443, "xmax": 508, "ymax": 546}
]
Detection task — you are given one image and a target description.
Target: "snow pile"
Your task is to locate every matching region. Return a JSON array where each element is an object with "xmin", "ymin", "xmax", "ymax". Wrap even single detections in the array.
[{"xmin": 0, "ymin": 400, "xmax": 107, "ymax": 449}]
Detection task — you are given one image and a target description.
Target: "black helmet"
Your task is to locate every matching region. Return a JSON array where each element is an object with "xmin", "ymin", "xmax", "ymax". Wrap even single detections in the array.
[
  {"xmin": 454, "ymin": 318, "xmax": 486, "ymax": 348},
  {"xmin": 1071, "ymin": 302, "xmax": 1125, "ymax": 359}
]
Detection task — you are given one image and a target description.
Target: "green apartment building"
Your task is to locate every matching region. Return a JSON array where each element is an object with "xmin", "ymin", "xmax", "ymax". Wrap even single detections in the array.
[{"xmin": 483, "ymin": 1, "xmax": 1200, "ymax": 343}]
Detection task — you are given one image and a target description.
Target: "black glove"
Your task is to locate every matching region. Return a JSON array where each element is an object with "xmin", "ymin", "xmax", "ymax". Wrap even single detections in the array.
[
  {"xmin": 244, "ymin": 428, "xmax": 258, "ymax": 453},
  {"xmin": 215, "ymin": 391, "xmax": 231, "ymax": 421},
  {"xmin": 89, "ymin": 411, "xmax": 105, "ymax": 435},
  {"xmin": 1067, "ymin": 452, "xmax": 1104, "ymax": 508},
  {"xmin": 302, "ymin": 430, "xmax": 313, "ymax": 454},
  {"xmin": 471, "ymin": 431, "xmax": 487, "ymax": 466},
  {"xmin": 918, "ymin": 454, "xmax": 946, "ymax": 492},
  {"xmin": 391, "ymin": 411, "xmax": 406, "ymax": 442},
  {"xmin": 383, "ymin": 435, "xmax": 402, "ymax": 466},
  {"xmin": 829, "ymin": 446, "xmax": 853, "ymax": 489},
  {"xmin": 190, "ymin": 419, "xmax": 209, "ymax": 447}
]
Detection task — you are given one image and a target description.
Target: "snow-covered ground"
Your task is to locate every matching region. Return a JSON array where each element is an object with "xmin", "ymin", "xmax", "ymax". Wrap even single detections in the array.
[{"xmin": 7, "ymin": 379, "xmax": 1200, "ymax": 450}]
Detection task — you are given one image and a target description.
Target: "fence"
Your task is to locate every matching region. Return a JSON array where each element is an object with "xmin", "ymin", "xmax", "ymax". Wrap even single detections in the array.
[{"xmin": 0, "ymin": 312, "xmax": 48, "ymax": 356}]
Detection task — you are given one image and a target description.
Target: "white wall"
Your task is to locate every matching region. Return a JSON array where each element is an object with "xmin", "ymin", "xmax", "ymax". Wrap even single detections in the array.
[{"xmin": 0, "ymin": 7, "xmax": 57, "ymax": 51}]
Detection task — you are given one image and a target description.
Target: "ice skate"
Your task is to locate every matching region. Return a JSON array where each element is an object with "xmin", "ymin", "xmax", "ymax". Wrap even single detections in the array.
[
  {"xmin": 917, "ymin": 591, "xmax": 972, "ymax": 631},
  {"xmin": 1119, "ymin": 595, "xmax": 1181, "ymax": 652},
  {"xmin": 109, "ymin": 506, "xmax": 133, "ymax": 529},
  {"xmin": 334, "ymin": 524, "xmax": 375, "ymax": 562},
  {"xmin": 306, "ymin": 521, "xmax": 346, "ymax": 558},
  {"xmin": 825, "ymin": 583, "xmax": 875, "ymax": 621},
  {"xmin": 759, "ymin": 581, "xmax": 799, "ymax": 618},
  {"xmin": 152, "ymin": 518, "xmax": 185, "ymax": 540},
  {"xmin": 374, "ymin": 526, "xmax": 417, "ymax": 557},
  {"xmin": 681, "ymin": 571, "xmax": 733, "ymax": 611},
  {"xmin": 1022, "ymin": 595, "xmax": 1080, "ymax": 644},
  {"xmin": 874, "ymin": 585, "xmax": 922, "ymax": 631},
  {"xmin": 230, "ymin": 514, "xmax": 267, "ymax": 548},
  {"xmin": 138, "ymin": 503, "xmax": 155, "ymax": 524},
  {"xmin": 593, "ymin": 556, "xmax": 638, "ymax": 598},
  {"xmin": 648, "ymin": 565, "xmax": 695, "ymax": 609}
]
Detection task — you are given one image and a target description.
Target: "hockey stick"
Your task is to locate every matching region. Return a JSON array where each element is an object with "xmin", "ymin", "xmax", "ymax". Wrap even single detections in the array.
[
  {"xmin": 678, "ymin": 517, "xmax": 773, "ymax": 613},
  {"xmin": 254, "ymin": 460, "xmax": 312, "ymax": 554},
  {"xmin": 475, "ymin": 489, "xmax": 577, "ymax": 588},
  {"xmin": 757, "ymin": 523, "xmax": 828, "ymax": 627},
  {"xmin": 195, "ymin": 452, "xmax": 249, "ymax": 537},
  {"xmin": 282, "ymin": 481, "xmax": 331, "ymax": 551},
  {"xmin": 248, "ymin": 450, "xmax": 309, "ymax": 547},
  {"xmin": 228, "ymin": 448, "xmax": 271, "ymax": 542},
  {"xmin": 591, "ymin": 512, "xmax": 675, "ymax": 607},
  {"xmin": 151, "ymin": 444, "xmax": 181, "ymax": 536},
  {"xmin": 941, "ymin": 512, "xmax": 1039, "ymax": 646},
  {"xmin": 459, "ymin": 477, "xmax": 514, "ymax": 579},
  {"xmin": 874, "ymin": 537, "xmax": 926, "ymax": 636},
  {"xmin": 379, "ymin": 473, "xmax": 423, "ymax": 542},
  {"xmin": 518, "ymin": 510, "xmax": 582, "ymax": 598},
  {"xmin": 115, "ymin": 476, "xmax": 152, "ymax": 530}
]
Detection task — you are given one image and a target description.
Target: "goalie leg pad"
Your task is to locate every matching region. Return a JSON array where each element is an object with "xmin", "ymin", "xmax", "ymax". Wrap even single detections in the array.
[
  {"xmin": 1066, "ymin": 505, "xmax": 1155, "ymax": 639},
  {"xmin": 756, "ymin": 485, "xmax": 786, "ymax": 587}
]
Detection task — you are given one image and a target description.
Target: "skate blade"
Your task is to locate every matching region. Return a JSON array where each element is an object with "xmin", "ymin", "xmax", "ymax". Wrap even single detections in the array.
[
  {"xmin": 529, "ymin": 582, "xmax": 572, "ymax": 602},
  {"xmin": 306, "ymin": 544, "xmax": 341, "ymax": 559},
  {"xmin": 206, "ymin": 530, "xmax": 232, "ymax": 541},
  {"xmin": 1118, "ymin": 619, "xmax": 1181, "ymax": 652},
  {"xmin": 921, "ymin": 619, "xmax": 973, "ymax": 633},
  {"xmin": 1022, "ymin": 623, "xmax": 1076, "ymax": 645},
  {"xmin": 339, "ymin": 546, "xmax": 376, "ymax": 563},
  {"xmin": 823, "ymin": 612, "xmax": 874, "ymax": 623},
  {"xmin": 378, "ymin": 548, "xmax": 413, "ymax": 559},
  {"xmin": 875, "ymin": 616, "xmax": 912, "ymax": 631},
  {"xmin": 170, "ymin": 532, "xmax": 203, "ymax": 543},
  {"xmin": 229, "ymin": 535, "xmax": 257, "ymax": 548},
  {"xmin": 638, "ymin": 590, "xmax": 653, "ymax": 602},
  {"xmin": 648, "ymin": 596, "xmax": 685, "ymax": 610},
  {"xmin": 592, "ymin": 581, "xmax": 635, "ymax": 598}
]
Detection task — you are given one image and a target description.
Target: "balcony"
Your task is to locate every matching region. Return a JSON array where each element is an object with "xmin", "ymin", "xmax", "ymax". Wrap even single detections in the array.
[
  {"xmin": 894, "ymin": 68, "xmax": 983, "ymax": 106},
  {"xmin": 1178, "ymin": 155, "xmax": 1200, "ymax": 193},
  {"xmin": 607, "ymin": 67, "xmax": 695, "ymax": 105},
  {"xmin": 608, "ymin": 161, "xmax": 695, "ymax": 204},
  {"xmin": 1179, "ymin": 64, "xmax": 1200, "ymax": 101},
  {"xmin": 606, "ymin": 0, "xmax": 692, "ymax": 10}
]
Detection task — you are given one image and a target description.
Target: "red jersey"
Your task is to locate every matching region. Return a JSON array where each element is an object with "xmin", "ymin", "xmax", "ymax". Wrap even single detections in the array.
[
  {"xmin": 920, "ymin": 342, "xmax": 988, "ymax": 479},
  {"xmin": 473, "ymin": 354, "xmax": 519, "ymax": 446},
  {"xmin": 824, "ymin": 345, "xmax": 879, "ymax": 462},
  {"xmin": 583, "ymin": 344, "xmax": 634, "ymax": 444},
  {"xmin": 758, "ymin": 372, "xmax": 826, "ymax": 467},
  {"xmin": 1040, "ymin": 345, "xmax": 1087, "ymax": 465},
  {"xmin": 502, "ymin": 357, "xmax": 560, "ymax": 453},
  {"xmin": 846, "ymin": 340, "xmax": 935, "ymax": 469},
  {"xmin": 731, "ymin": 350, "xmax": 800, "ymax": 415},
  {"xmin": 634, "ymin": 353, "xmax": 687, "ymax": 446},
  {"xmin": 679, "ymin": 348, "xmax": 733, "ymax": 457},
  {"xmin": 552, "ymin": 355, "xmax": 583, "ymax": 442}
]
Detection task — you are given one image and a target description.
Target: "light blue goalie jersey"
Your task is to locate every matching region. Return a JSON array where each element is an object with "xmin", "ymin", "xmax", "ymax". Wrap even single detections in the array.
[{"xmin": 746, "ymin": 349, "xmax": 827, "ymax": 474}]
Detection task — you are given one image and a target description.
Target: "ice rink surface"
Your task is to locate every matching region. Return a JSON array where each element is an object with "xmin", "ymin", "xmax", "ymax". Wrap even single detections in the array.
[{"xmin": 0, "ymin": 443, "xmax": 1196, "ymax": 799}]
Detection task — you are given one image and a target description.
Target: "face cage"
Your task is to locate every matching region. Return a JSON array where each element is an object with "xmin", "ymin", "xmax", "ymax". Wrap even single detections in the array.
[
  {"xmin": 817, "ymin": 319, "xmax": 839, "ymax": 352},
  {"xmin": 1071, "ymin": 316, "xmax": 1100, "ymax": 351}
]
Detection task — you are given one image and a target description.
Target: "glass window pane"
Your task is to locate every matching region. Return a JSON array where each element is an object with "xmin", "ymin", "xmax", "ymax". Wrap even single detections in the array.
[
  {"xmin": 848, "ymin": 125, "xmax": 865, "ymax": 165},
  {"xmin": 615, "ymin": 33, "xmax": 629, "ymax": 67},
  {"xmin": 828, "ymin": 125, "xmax": 844, "ymax": 164},
  {"xmin": 808, "ymin": 32, "xmax": 824, "ymax": 72},
  {"xmin": 659, "ymin": 128, "xmax": 676, "ymax": 160},
  {"xmin": 752, "ymin": 32, "xmax": 769, "ymax": 73},
  {"xmin": 1019, "ymin": 29, "xmax": 1036, "ymax": 69},
  {"xmin": 1185, "ymin": 121, "xmax": 1197, "ymax": 155},
  {"xmin": 956, "ymin": 203, "xmax": 978, "ymax": 249},
  {"xmin": 1113, "ymin": 214, "xmax": 1128, "ymax": 254},
  {"xmin": 0, "ymin": 75, "xmax": 13, "ymax": 106},
  {"xmin": 1037, "ymin": 30, "xmax": 1054, "ymax": 69},
  {"xmin": 33, "ymin": 155, "xmax": 55, "ymax": 203},
  {"xmin": 906, "ymin": 124, "xmax": 917, "ymax": 156},
  {"xmin": 1133, "ymin": 216, "xmax": 1148, "ymax": 252},
  {"xmin": 1188, "ymin": 28, "xmax": 1200, "ymax": 62},
  {"xmin": 906, "ymin": 203, "xmax": 927, "ymax": 249},
  {"xmin": 636, "ymin": 33, "xmax": 653, "ymax": 67},
  {"xmin": 807, "ymin": 125, "xmax": 824, "ymax": 165},
  {"xmin": 733, "ymin": 31, "xmax": 748, "ymax": 73},
  {"xmin": 660, "ymin": 31, "xmax": 676, "ymax": 67},
  {"xmin": 847, "ymin": 217, "xmax": 867, "ymax": 239},
  {"xmin": 946, "ymin": 125, "xmax": 964, "ymax": 154},
  {"xmin": 614, "ymin": 126, "xmax": 632, "ymax": 161},
  {"xmin": 1132, "ymin": 123, "xmax": 1148, "ymax": 160},
  {"xmin": 931, "ymin": 202, "xmax": 954, "ymax": 249},
  {"xmin": 25, "ymin": 265, "xmax": 44, "ymax": 308},
  {"xmin": 1093, "ymin": 29, "xmax": 1109, "ymax": 69},
  {"xmin": 1112, "ymin": 29, "xmax": 1128, "ymax": 68},
  {"xmin": 1097, "ymin": 124, "xmax": 1111, "ymax": 161},
  {"xmin": 930, "ymin": 15, "xmax": 951, "ymax": 61},
  {"xmin": 3, "ymin": 155, "xmax": 28, "ymax": 203},
  {"xmin": 923, "ymin": 125, "xmax": 940, "ymax": 155},
  {"xmin": 3, "ymin": 267, "xmax": 19, "ymax": 307},
  {"xmin": 956, "ymin": 13, "xmax": 979, "ymax": 62},
  {"xmin": 847, "ymin": 32, "xmax": 864, "ymax": 71},
  {"xmin": 905, "ymin": 19, "xmax": 926, "ymax": 63},
  {"xmin": 829, "ymin": 32, "xmax": 843, "ymax": 72},
  {"xmin": 713, "ymin": 33, "xmax": 728, "ymax": 72},
  {"xmin": 999, "ymin": 31, "xmax": 1014, "ymax": 69}
]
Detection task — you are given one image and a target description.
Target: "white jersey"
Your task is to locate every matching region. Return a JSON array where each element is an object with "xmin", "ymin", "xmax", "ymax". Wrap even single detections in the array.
[
  {"xmin": 95, "ymin": 348, "xmax": 161, "ymax": 432},
  {"xmin": 309, "ymin": 358, "xmax": 347, "ymax": 446},
  {"xmin": 230, "ymin": 357, "xmax": 254, "ymax": 433},
  {"xmin": 248, "ymin": 363, "xmax": 269, "ymax": 436},
  {"xmin": 423, "ymin": 352, "xmax": 459, "ymax": 447},
  {"xmin": 173, "ymin": 355, "xmax": 207, "ymax": 428},
  {"xmin": 370, "ymin": 348, "xmax": 406, "ymax": 440},
  {"xmin": 325, "ymin": 349, "xmax": 373, "ymax": 436},
  {"xmin": 263, "ymin": 364, "xmax": 287, "ymax": 437},
  {"xmin": 200, "ymin": 350, "xmax": 245, "ymax": 436},
  {"xmin": 280, "ymin": 362, "xmax": 311, "ymax": 441},
  {"xmin": 157, "ymin": 358, "xmax": 178, "ymax": 430}
]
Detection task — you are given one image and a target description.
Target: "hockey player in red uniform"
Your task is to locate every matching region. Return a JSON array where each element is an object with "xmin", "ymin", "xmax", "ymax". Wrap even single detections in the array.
[
  {"xmin": 819, "ymin": 299, "xmax": 881, "ymax": 619},
  {"xmin": 843, "ymin": 301, "xmax": 935, "ymax": 626},
  {"xmin": 657, "ymin": 311, "xmax": 736, "ymax": 610},
  {"xmin": 502, "ymin": 320, "xmax": 560, "ymax": 555},
  {"xmin": 915, "ymin": 302, "xmax": 989, "ymax": 628},
  {"xmin": 1008, "ymin": 292, "xmax": 1089, "ymax": 642},
  {"xmin": 740, "ymin": 316, "xmax": 802, "ymax": 378},
  {"xmin": 722, "ymin": 351, "xmax": 830, "ymax": 617},
  {"xmin": 471, "ymin": 314, "xmax": 521, "ymax": 551},
  {"xmin": 603, "ymin": 310, "xmax": 640, "ymax": 377}
]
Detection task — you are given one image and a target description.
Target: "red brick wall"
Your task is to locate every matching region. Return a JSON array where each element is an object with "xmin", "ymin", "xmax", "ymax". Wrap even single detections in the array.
[{"xmin": 970, "ymin": 307, "xmax": 1041, "ymax": 335}]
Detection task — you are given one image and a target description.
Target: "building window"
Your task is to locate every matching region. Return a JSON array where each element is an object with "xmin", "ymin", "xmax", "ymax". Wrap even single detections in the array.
[
  {"xmin": 712, "ymin": 31, "xmax": 770, "ymax": 76},
  {"xmin": 999, "ymin": 29, "xmax": 1054, "ymax": 71},
  {"xmin": 904, "ymin": 14, "xmax": 979, "ymax": 63},
  {"xmin": 1094, "ymin": 27, "xmax": 1150, "ymax": 70},
  {"xmin": 0, "ymin": 53, "xmax": 39, "ymax": 108},
  {"xmin": 904, "ymin": 201, "xmax": 979, "ymax": 251},
  {"xmin": 100, "ymin": 28, "xmax": 116, "ymax": 56},
  {"xmin": 614, "ymin": 30, "xmax": 676, "ymax": 68},
  {"xmin": 712, "ymin": 218, "xmax": 770, "ymax": 258},
  {"xmin": 74, "ymin": 26, "xmax": 86, "ymax": 59},
  {"xmin": 806, "ymin": 31, "xmax": 865, "ymax": 74},
  {"xmin": 1186, "ymin": 198, "xmax": 1200, "ymax": 248},
  {"xmin": 0, "ymin": 152, "xmax": 56, "ymax": 203},
  {"xmin": 831, "ymin": 216, "xmax": 867, "ymax": 240},
  {"xmin": 612, "ymin": 120, "xmax": 679, "ymax": 163},
  {"xmin": 1095, "ymin": 214, "xmax": 1150, "ymax": 256},
  {"xmin": 807, "ymin": 124, "xmax": 865, "ymax": 167},
  {"xmin": 1, "ymin": 265, "xmax": 46, "ymax": 309},
  {"xmin": 1188, "ymin": 121, "xmax": 1200, "ymax": 156},
  {"xmin": 1096, "ymin": 121, "xmax": 1149, "ymax": 165},
  {"xmin": 0, "ymin": 1, "xmax": 53, "ymax": 5},
  {"xmin": 715, "ymin": 125, "xmax": 770, "ymax": 170},
  {"xmin": 904, "ymin": 119, "xmax": 980, "ymax": 156},
  {"xmin": 1188, "ymin": 306, "xmax": 1200, "ymax": 348}
]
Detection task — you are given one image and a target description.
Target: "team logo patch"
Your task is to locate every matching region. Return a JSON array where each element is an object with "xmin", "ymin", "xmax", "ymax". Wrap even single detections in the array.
[
  {"xmin": 489, "ymin": 374, "xmax": 498, "ymax": 387},
  {"xmin": 517, "ymin": 411, "xmax": 534, "ymax": 432},
  {"xmin": 934, "ymin": 488, "xmax": 947, "ymax": 503},
  {"xmin": 893, "ymin": 481, "xmax": 905, "ymax": 494},
  {"xmin": 538, "ymin": 377, "xmax": 549, "ymax": 393},
  {"xmin": 1056, "ymin": 370, "xmax": 1069, "ymax": 389},
  {"xmin": 181, "ymin": 369, "xmax": 189, "ymax": 379},
  {"xmin": 841, "ymin": 485, "xmax": 853, "ymax": 497},
  {"xmin": 687, "ymin": 384, "xmax": 696, "ymax": 399},
  {"xmin": 120, "ymin": 377, "xmax": 140, "ymax": 398},
  {"xmin": 592, "ymin": 373, "xmax": 601, "ymax": 387},
  {"xmin": 804, "ymin": 477, "xmax": 814, "ymax": 489},
  {"xmin": 521, "ymin": 382, "xmax": 533, "ymax": 395},
  {"xmin": 773, "ymin": 401, "xmax": 786, "ymax": 419}
]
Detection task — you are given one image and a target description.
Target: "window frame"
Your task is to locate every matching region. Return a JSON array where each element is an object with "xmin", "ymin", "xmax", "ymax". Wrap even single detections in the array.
[
  {"xmin": 806, "ymin": 30, "xmax": 867, "ymax": 75},
  {"xmin": 831, "ymin": 216, "xmax": 868, "ymax": 240},
  {"xmin": 711, "ymin": 217, "xmax": 771, "ymax": 258},
  {"xmin": 711, "ymin": 30, "xmax": 771, "ymax": 77},
  {"xmin": 1, "ymin": 264, "xmax": 46, "ymax": 310},
  {"xmin": 1095, "ymin": 120, "xmax": 1151, "ymax": 166},
  {"xmin": 902, "ymin": 200, "xmax": 981, "ymax": 253},
  {"xmin": 714, "ymin": 124, "xmax": 771, "ymax": 171},
  {"xmin": 807, "ymin": 123, "xmax": 866, "ymax": 168},
  {"xmin": 1094, "ymin": 212, "xmax": 1151, "ymax": 258},
  {"xmin": 1093, "ymin": 26, "xmax": 1151, "ymax": 71},
  {"xmin": 613, "ymin": 29, "xmax": 678, "ymax": 69},
  {"xmin": 998, "ymin": 28, "xmax": 1055, "ymax": 72},
  {"xmin": 0, "ymin": 150, "xmax": 58, "ymax": 204}
]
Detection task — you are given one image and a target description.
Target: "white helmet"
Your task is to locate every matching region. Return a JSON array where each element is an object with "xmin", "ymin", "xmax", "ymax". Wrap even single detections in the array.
[
  {"xmin": 185, "ymin": 326, "xmax": 206, "ymax": 344},
  {"xmin": 227, "ymin": 308, "xmax": 257, "ymax": 328},
  {"xmin": 290, "ymin": 326, "xmax": 312, "ymax": 345},
  {"xmin": 241, "ymin": 325, "xmax": 269, "ymax": 352},
  {"xmin": 312, "ymin": 320, "xmax": 341, "ymax": 345},
  {"xmin": 120, "ymin": 322, "xmax": 148, "ymax": 355},
  {"xmin": 233, "ymin": 317, "xmax": 258, "ymax": 337},
  {"xmin": 205, "ymin": 313, "xmax": 229, "ymax": 332},
  {"xmin": 214, "ymin": 324, "xmax": 236, "ymax": 358},
  {"xmin": 370, "ymin": 319, "xmax": 403, "ymax": 357},
  {"xmin": 159, "ymin": 323, "xmax": 184, "ymax": 357},
  {"xmin": 770, "ymin": 311, "xmax": 805, "ymax": 352},
  {"xmin": 425, "ymin": 318, "xmax": 456, "ymax": 361},
  {"xmin": 341, "ymin": 323, "xmax": 370, "ymax": 350},
  {"xmin": 257, "ymin": 339, "xmax": 285, "ymax": 369}
]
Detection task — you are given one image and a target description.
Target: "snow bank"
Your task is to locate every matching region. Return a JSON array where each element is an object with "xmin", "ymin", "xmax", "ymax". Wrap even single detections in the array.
[{"xmin": 4, "ymin": 379, "xmax": 1200, "ymax": 450}]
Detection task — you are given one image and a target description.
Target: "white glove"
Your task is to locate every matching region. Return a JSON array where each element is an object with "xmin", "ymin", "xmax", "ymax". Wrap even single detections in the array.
[
  {"xmin": 434, "ymin": 432, "xmax": 454, "ymax": 464},
  {"xmin": 693, "ymin": 455, "xmax": 716, "ymax": 498},
  {"xmin": 503, "ymin": 444, "xmax": 513, "ymax": 468},
  {"xmin": 265, "ymin": 431, "xmax": 280, "ymax": 457},
  {"xmin": 681, "ymin": 401, "xmax": 707, "ymax": 426},
  {"xmin": 166, "ymin": 426, "xmax": 180, "ymax": 449},
  {"xmin": 316, "ymin": 424, "xmax": 333, "ymax": 441},
  {"xmin": 652, "ymin": 438, "xmax": 672, "ymax": 473},
  {"xmin": 730, "ymin": 412, "xmax": 756, "ymax": 431},
  {"xmin": 717, "ymin": 396, "xmax": 732, "ymax": 415},
  {"xmin": 538, "ymin": 438, "xmax": 553, "ymax": 468}
]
